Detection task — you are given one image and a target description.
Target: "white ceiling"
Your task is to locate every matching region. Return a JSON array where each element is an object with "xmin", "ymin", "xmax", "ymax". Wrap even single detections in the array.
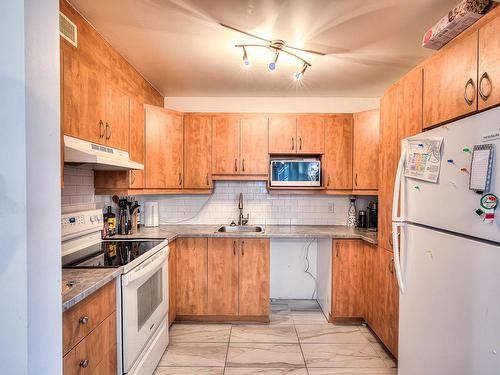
[{"xmin": 68, "ymin": 0, "xmax": 458, "ymax": 97}]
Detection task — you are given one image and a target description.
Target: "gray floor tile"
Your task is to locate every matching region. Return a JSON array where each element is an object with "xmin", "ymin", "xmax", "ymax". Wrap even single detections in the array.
[
  {"xmin": 224, "ymin": 368, "xmax": 308, "ymax": 375},
  {"xmin": 296, "ymin": 324, "xmax": 368, "ymax": 344},
  {"xmin": 371, "ymin": 342, "xmax": 397, "ymax": 368},
  {"xmin": 308, "ymin": 369, "xmax": 397, "ymax": 374},
  {"xmin": 154, "ymin": 367, "xmax": 224, "ymax": 375},
  {"xmin": 169, "ymin": 324, "xmax": 231, "ymax": 343},
  {"xmin": 226, "ymin": 343, "xmax": 305, "ymax": 368},
  {"xmin": 231, "ymin": 325, "xmax": 298, "ymax": 343},
  {"xmin": 301, "ymin": 343, "xmax": 387, "ymax": 368},
  {"xmin": 291, "ymin": 311, "xmax": 328, "ymax": 324},
  {"xmin": 159, "ymin": 343, "xmax": 227, "ymax": 367}
]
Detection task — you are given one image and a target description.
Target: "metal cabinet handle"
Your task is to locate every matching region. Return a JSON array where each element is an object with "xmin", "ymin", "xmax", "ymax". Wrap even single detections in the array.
[
  {"xmin": 99, "ymin": 120, "xmax": 105, "ymax": 138},
  {"xmin": 242, "ymin": 159, "xmax": 245, "ymax": 172},
  {"xmin": 291, "ymin": 137, "xmax": 294, "ymax": 151},
  {"xmin": 131, "ymin": 171, "xmax": 136, "ymax": 185},
  {"xmin": 336, "ymin": 243, "xmax": 340, "ymax": 257},
  {"xmin": 241, "ymin": 240, "xmax": 245, "ymax": 256},
  {"xmin": 327, "ymin": 175, "xmax": 331, "ymax": 187},
  {"xmin": 206, "ymin": 173, "xmax": 209, "ymax": 186},
  {"xmin": 79, "ymin": 316, "xmax": 89, "ymax": 325},
  {"xmin": 389, "ymin": 233, "xmax": 393, "ymax": 247},
  {"xmin": 80, "ymin": 359, "xmax": 89, "ymax": 368},
  {"xmin": 233, "ymin": 241, "xmax": 236, "ymax": 256},
  {"xmin": 299, "ymin": 137, "xmax": 302, "ymax": 150},
  {"xmin": 355, "ymin": 173, "xmax": 358, "ymax": 187},
  {"xmin": 179, "ymin": 173, "xmax": 182, "ymax": 186},
  {"xmin": 464, "ymin": 78, "xmax": 476, "ymax": 106},
  {"xmin": 105, "ymin": 122, "xmax": 111, "ymax": 140},
  {"xmin": 479, "ymin": 72, "xmax": 492, "ymax": 101},
  {"xmin": 234, "ymin": 159, "xmax": 238, "ymax": 172}
]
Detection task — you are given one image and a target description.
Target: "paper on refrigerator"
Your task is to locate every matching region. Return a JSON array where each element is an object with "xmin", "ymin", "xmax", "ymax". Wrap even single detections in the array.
[{"xmin": 404, "ymin": 137, "xmax": 444, "ymax": 183}]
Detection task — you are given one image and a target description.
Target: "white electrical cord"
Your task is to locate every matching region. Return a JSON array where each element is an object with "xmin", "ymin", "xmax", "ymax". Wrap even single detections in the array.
[{"xmin": 303, "ymin": 239, "xmax": 317, "ymax": 299}]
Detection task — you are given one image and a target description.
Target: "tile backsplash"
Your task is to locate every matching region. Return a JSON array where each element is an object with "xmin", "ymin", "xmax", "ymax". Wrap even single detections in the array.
[{"xmin": 62, "ymin": 166, "xmax": 375, "ymax": 225}]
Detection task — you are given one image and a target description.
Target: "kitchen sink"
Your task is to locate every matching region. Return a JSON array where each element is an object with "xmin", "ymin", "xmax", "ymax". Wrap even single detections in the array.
[{"xmin": 216, "ymin": 225, "xmax": 264, "ymax": 233}]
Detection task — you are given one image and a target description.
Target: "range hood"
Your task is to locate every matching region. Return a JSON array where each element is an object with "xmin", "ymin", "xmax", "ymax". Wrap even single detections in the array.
[{"xmin": 64, "ymin": 135, "xmax": 144, "ymax": 171}]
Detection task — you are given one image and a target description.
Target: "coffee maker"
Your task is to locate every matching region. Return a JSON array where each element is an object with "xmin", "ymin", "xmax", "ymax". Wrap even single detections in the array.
[{"xmin": 367, "ymin": 201, "xmax": 378, "ymax": 231}]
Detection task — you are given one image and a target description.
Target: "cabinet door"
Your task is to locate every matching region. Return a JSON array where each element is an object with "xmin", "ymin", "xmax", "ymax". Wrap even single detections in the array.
[
  {"xmin": 398, "ymin": 69, "xmax": 423, "ymax": 150},
  {"xmin": 353, "ymin": 109, "xmax": 379, "ymax": 190},
  {"xmin": 176, "ymin": 238, "xmax": 207, "ymax": 315},
  {"xmin": 184, "ymin": 116, "xmax": 212, "ymax": 188},
  {"xmin": 297, "ymin": 116, "xmax": 325, "ymax": 154},
  {"xmin": 423, "ymin": 32, "xmax": 478, "ymax": 128},
  {"xmin": 129, "ymin": 97, "xmax": 145, "ymax": 188},
  {"xmin": 240, "ymin": 117, "xmax": 269, "ymax": 175},
  {"xmin": 207, "ymin": 238, "xmax": 238, "ymax": 315},
  {"xmin": 478, "ymin": 15, "xmax": 500, "ymax": 111},
  {"xmin": 62, "ymin": 53, "xmax": 105, "ymax": 144},
  {"xmin": 331, "ymin": 240, "xmax": 365, "ymax": 319},
  {"xmin": 168, "ymin": 240, "xmax": 177, "ymax": 325},
  {"xmin": 145, "ymin": 106, "xmax": 183, "ymax": 188},
  {"xmin": 382, "ymin": 248, "xmax": 399, "ymax": 357},
  {"xmin": 324, "ymin": 116, "xmax": 353, "ymax": 190},
  {"xmin": 104, "ymin": 84, "xmax": 130, "ymax": 151},
  {"xmin": 238, "ymin": 239, "xmax": 270, "ymax": 316},
  {"xmin": 269, "ymin": 117, "xmax": 296, "ymax": 153},
  {"xmin": 212, "ymin": 116, "xmax": 240, "ymax": 175},
  {"xmin": 378, "ymin": 85, "xmax": 398, "ymax": 252}
]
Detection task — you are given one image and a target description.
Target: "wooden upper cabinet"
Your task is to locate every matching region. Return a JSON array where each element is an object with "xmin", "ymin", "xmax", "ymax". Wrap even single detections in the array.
[
  {"xmin": 176, "ymin": 238, "xmax": 208, "ymax": 316},
  {"xmin": 331, "ymin": 240, "xmax": 365, "ymax": 320},
  {"xmin": 397, "ymin": 68, "xmax": 423, "ymax": 149},
  {"xmin": 478, "ymin": 14, "xmax": 500, "ymax": 111},
  {"xmin": 269, "ymin": 117, "xmax": 296, "ymax": 153},
  {"xmin": 324, "ymin": 116, "xmax": 353, "ymax": 190},
  {"xmin": 145, "ymin": 106, "xmax": 183, "ymax": 189},
  {"xmin": 184, "ymin": 116, "xmax": 212, "ymax": 189},
  {"xmin": 238, "ymin": 239, "xmax": 270, "ymax": 317},
  {"xmin": 129, "ymin": 97, "xmax": 145, "ymax": 188},
  {"xmin": 423, "ymin": 31, "xmax": 478, "ymax": 129},
  {"xmin": 104, "ymin": 83, "xmax": 130, "ymax": 151},
  {"xmin": 207, "ymin": 238, "xmax": 239, "ymax": 315},
  {"xmin": 297, "ymin": 116, "xmax": 325, "ymax": 154},
  {"xmin": 240, "ymin": 117, "xmax": 268, "ymax": 175},
  {"xmin": 62, "ymin": 53, "xmax": 105, "ymax": 145},
  {"xmin": 353, "ymin": 109, "xmax": 379, "ymax": 190},
  {"xmin": 378, "ymin": 85, "xmax": 399, "ymax": 252},
  {"xmin": 212, "ymin": 116, "xmax": 240, "ymax": 175}
]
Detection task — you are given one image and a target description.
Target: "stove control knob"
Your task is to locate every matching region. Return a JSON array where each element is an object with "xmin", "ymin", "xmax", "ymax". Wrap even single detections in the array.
[{"xmin": 89, "ymin": 216, "xmax": 95, "ymax": 223}]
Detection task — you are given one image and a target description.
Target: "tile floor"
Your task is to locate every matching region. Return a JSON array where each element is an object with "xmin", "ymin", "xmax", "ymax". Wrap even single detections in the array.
[{"xmin": 155, "ymin": 300, "xmax": 397, "ymax": 374}]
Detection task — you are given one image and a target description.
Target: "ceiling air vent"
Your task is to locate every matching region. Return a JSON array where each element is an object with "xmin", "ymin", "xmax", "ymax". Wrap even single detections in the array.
[{"xmin": 59, "ymin": 12, "xmax": 77, "ymax": 47}]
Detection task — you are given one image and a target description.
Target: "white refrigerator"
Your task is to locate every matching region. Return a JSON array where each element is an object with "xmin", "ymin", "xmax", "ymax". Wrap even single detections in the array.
[{"xmin": 392, "ymin": 107, "xmax": 500, "ymax": 375}]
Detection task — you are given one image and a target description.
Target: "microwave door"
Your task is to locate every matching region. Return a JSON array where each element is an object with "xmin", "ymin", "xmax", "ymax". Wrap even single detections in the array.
[{"xmin": 271, "ymin": 160, "xmax": 320, "ymax": 187}]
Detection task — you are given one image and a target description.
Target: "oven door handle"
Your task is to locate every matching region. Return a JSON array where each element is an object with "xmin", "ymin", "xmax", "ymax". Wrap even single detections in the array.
[{"xmin": 122, "ymin": 247, "xmax": 168, "ymax": 286}]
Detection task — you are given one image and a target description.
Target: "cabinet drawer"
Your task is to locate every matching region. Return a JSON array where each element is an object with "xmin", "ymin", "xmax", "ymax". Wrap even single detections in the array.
[
  {"xmin": 63, "ymin": 312, "xmax": 116, "ymax": 375},
  {"xmin": 63, "ymin": 280, "xmax": 116, "ymax": 355}
]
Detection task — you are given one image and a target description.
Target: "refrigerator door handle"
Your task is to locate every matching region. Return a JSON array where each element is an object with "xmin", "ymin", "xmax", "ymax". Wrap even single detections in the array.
[
  {"xmin": 392, "ymin": 148, "xmax": 407, "ymax": 223},
  {"xmin": 392, "ymin": 222, "xmax": 406, "ymax": 294}
]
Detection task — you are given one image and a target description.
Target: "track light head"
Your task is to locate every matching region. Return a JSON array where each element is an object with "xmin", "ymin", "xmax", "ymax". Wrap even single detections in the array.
[
  {"xmin": 242, "ymin": 47, "xmax": 250, "ymax": 67},
  {"xmin": 294, "ymin": 63, "xmax": 309, "ymax": 80},
  {"xmin": 268, "ymin": 50, "xmax": 279, "ymax": 71}
]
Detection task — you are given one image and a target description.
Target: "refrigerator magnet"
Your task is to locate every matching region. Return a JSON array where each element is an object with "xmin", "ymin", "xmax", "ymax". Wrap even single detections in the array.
[{"xmin": 480, "ymin": 194, "xmax": 498, "ymax": 210}]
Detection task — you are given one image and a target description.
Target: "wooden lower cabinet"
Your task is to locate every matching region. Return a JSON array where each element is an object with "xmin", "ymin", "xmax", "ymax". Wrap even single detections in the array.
[
  {"xmin": 331, "ymin": 240, "xmax": 365, "ymax": 322},
  {"xmin": 62, "ymin": 280, "xmax": 117, "ymax": 374},
  {"xmin": 207, "ymin": 238, "xmax": 239, "ymax": 315},
  {"xmin": 174, "ymin": 237, "xmax": 270, "ymax": 321},
  {"xmin": 168, "ymin": 240, "xmax": 177, "ymax": 325},
  {"xmin": 175, "ymin": 238, "xmax": 208, "ymax": 316},
  {"xmin": 364, "ymin": 244, "xmax": 399, "ymax": 358}
]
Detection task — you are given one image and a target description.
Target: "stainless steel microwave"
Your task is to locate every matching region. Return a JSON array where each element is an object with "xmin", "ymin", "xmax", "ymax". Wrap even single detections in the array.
[{"xmin": 270, "ymin": 159, "xmax": 321, "ymax": 187}]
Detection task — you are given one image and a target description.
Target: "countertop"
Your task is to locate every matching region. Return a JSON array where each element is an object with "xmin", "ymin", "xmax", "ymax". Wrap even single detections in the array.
[{"xmin": 62, "ymin": 224, "xmax": 377, "ymax": 311}]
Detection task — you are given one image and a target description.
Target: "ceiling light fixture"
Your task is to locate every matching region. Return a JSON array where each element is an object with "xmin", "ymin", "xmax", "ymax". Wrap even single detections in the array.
[
  {"xmin": 235, "ymin": 39, "xmax": 311, "ymax": 79},
  {"xmin": 242, "ymin": 46, "xmax": 250, "ymax": 67},
  {"xmin": 294, "ymin": 63, "xmax": 308, "ymax": 80}
]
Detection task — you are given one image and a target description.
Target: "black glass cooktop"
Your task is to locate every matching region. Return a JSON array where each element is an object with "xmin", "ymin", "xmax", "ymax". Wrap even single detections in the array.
[{"xmin": 62, "ymin": 240, "xmax": 164, "ymax": 268}]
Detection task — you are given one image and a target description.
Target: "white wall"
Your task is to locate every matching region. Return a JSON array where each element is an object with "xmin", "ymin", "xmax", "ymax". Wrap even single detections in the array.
[
  {"xmin": 165, "ymin": 96, "xmax": 380, "ymax": 113},
  {"xmin": 0, "ymin": 0, "xmax": 61, "ymax": 373}
]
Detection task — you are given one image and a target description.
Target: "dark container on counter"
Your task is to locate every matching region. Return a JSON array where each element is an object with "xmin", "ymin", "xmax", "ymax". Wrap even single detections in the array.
[{"xmin": 358, "ymin": 210, "xmax": 367, "ymax": 228}]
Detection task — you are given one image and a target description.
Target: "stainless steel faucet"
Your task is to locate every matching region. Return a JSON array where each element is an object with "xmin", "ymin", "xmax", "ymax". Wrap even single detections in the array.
[{"xmin": 238, "ymin": 193, "xmax": 249, "ymax": 225}]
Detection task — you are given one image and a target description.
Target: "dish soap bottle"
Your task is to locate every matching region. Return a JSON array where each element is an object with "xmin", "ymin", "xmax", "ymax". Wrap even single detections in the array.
[{"xmin": 347, "ymin": 196, "xmax": 357, "ymax": 227}]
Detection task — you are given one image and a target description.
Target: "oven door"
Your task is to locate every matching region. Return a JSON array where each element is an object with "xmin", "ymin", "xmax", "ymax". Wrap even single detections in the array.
[{"xmin": 121, "ymin": 246, "xmax": 169, "ymax": 373}]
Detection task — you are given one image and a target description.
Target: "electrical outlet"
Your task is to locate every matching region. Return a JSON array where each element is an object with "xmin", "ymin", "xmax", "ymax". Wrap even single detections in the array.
[{"xmin": 328, "ymin": 203, "xmax": 335, "ymax": 213}]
